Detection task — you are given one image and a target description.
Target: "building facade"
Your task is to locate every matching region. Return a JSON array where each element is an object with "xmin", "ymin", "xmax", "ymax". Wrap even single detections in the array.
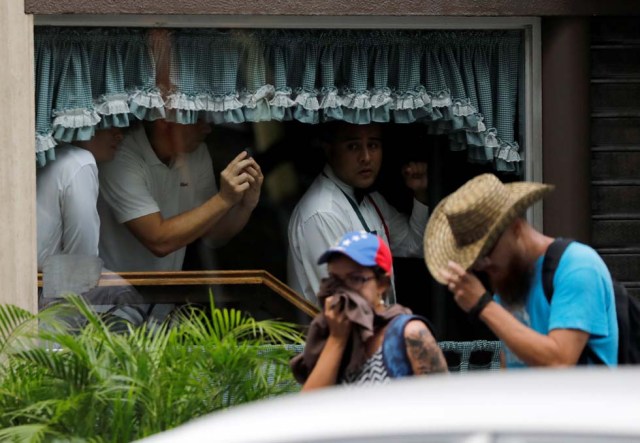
[{"xmin": 1, "ymin": 0, "xmax": 638, "ymax": 313}]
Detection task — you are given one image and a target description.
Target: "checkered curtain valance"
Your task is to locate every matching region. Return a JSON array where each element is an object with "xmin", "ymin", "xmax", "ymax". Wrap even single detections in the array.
[{"xmin": 35, "ymin": 28, "xmax": 523, "ymax": 172}]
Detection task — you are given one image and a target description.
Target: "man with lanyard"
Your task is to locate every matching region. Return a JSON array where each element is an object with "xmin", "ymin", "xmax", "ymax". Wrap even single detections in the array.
[{"xmin": 287, "ymin": 122, "xmax": 429, "ymax": 305}]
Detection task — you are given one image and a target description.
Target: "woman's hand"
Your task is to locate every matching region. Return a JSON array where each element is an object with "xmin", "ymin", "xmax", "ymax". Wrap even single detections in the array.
[
  {"xmin": 301, "ymin": 294, "xmax": 351, "ymax": 391},
  {"xmin": 324, "ymin": 295, "xmax": 352, "ymax": 342}
]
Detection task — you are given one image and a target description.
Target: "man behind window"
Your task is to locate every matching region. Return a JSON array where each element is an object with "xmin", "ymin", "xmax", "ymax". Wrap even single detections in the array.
[
  {"xmin": 37, "ymin": 127, "xmax": 123, "ymax": 271},
  {"xmin": 287, "ymin": 122, "xmax": 429, "ymax": 305},
  {"xmin": 38, "ymin": 127, "xmax": 149, "ymax": 326},
  {"xmin": 98, "ymin": 119, "xmax": 263, "ymax": 272}
]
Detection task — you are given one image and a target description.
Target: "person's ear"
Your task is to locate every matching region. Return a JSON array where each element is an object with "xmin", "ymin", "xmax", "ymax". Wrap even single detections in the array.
[
  {"xmin": 512, "ymin": 217, "xmax": 528, "ymax": 240},
  {"xmin": 511, "ymin": 217, "xmax": 532, "ymax": 255}
]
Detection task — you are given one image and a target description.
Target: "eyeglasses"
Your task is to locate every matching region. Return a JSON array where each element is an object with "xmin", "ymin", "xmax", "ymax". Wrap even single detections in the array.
[{"xmin": 329, "ymin": 273, "xmax": 377, "ymax": 290}]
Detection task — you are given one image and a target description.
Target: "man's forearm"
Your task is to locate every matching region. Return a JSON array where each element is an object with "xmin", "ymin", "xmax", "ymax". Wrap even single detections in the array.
[
  {"xmin": 128, "ymin": 194, "xmax": 234, "ymax": 257},
  {"xmin": 479, "ymin": 301, "xmax": 577, "ymax": 367}
]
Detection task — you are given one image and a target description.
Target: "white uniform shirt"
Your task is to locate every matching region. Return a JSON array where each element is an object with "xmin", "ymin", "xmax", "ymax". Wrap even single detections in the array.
[
  {"xmin": 98, "ymin": 126, "xmax": 217, "ymax": 272},
  {"xmin": 37, "ymin": 145, "xmax": 100, "ymax": 271},
  {"xmin": 287, "ymin": 165, "xmax": 429, "ymax": 304}
]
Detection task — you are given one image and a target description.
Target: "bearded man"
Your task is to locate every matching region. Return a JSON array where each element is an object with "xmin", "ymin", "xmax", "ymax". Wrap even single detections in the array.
[{"xmin": 424, "ymin": 174, "xmax": 618, "ymax": 368}]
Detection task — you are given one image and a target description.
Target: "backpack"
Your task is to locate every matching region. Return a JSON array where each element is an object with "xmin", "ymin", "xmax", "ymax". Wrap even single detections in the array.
[
  {"xmin": 382, "ymin": 314, "xmax": 435, "ymax": 377},
  {"xmin": 542, "ymin": 238, "xmax": 640, "ymax": 365}
]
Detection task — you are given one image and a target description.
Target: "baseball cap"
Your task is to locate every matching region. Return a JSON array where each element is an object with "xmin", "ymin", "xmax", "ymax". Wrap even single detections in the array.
[{"xmin": 317, "ymin": 230, "xmax": 392, "ymax": 275}]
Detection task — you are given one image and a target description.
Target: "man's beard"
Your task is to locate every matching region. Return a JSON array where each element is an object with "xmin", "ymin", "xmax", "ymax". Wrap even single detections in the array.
[{"xmin": 493, "ymin": 255, "xmax": 534, "ymax": 308}]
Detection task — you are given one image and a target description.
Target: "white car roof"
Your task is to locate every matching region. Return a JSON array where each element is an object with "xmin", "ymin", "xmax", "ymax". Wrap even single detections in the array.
[{"xmin": 139, "ymin": 368, "xmax": 640, "ymax": 443}]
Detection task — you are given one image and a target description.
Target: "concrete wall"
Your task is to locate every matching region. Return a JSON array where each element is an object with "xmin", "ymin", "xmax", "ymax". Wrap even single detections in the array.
[{"xmin": 0, "ymin": 0, "xmax": 36, "ymax": 311}]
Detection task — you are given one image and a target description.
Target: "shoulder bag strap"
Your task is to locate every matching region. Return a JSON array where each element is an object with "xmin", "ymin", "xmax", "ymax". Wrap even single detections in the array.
[
  {"xmin": 541, "ymin": 238, "xmax": 604, "ymax": 365},
  {"xmin": 542, "ymin": 237, "xmax": 573, "ymax": 303}
]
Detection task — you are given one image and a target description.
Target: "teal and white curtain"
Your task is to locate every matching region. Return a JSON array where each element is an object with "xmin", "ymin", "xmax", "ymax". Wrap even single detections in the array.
[{"xmin": 35, "ymin": 28, "xmax": 523, "ymax": 172}]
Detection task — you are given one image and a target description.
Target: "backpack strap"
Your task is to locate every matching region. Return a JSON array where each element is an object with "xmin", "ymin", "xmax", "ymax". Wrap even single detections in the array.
[
  {"xmin": 382, "ymin": 314, "xmax": 435, "ymax": 378},
  {"xmin": 542, "ymin": 238, "xmax": 574, "ymax": 303},
  {"xmin": 542, "ymin": 238, "xmax": 605, "ymax": 365}
]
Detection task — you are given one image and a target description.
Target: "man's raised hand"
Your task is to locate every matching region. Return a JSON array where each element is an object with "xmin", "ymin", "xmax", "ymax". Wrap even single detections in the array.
[
  {"xmin": 402, "ymin": 161, "xmax": 428, "ymax": 203},
  {"xmin": 218, "ymin": 151, "xmax": 257, "ymax": 207},
  {"xmin": 240, "ymin": 158, "xmax": 263, "ymax": 209}
]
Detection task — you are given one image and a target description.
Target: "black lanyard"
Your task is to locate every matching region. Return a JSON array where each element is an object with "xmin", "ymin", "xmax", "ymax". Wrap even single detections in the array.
[{"xmin": 322, "ymin": 172, "xmax": 374, "ymax": 233}]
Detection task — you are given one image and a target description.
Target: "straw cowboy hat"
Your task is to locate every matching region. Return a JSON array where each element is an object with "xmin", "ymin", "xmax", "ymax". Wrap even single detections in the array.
[{"xmin": 424, "ymin": 174, "xmax": 554, "ymax": 284}]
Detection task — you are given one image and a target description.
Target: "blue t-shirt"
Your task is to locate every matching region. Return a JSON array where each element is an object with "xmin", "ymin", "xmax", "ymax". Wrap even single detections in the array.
[{"xmin": 498, "ymin": 242, "xmax": 618, "ymax": 368}]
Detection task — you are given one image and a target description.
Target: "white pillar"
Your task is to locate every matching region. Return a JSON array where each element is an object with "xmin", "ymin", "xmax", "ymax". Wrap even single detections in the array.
[{"xmin": 0, "ymin": 0, "xmax": 36, "ymax": 312}]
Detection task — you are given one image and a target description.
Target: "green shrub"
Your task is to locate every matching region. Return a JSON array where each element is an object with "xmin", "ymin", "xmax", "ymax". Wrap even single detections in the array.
[{"xmin": 0, "ymin": 295, "xmax": 304, "ymax": 442}]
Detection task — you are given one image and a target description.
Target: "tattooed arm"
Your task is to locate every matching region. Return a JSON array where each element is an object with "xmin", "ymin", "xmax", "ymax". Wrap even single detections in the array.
[{"xmin": 404, "ymin": 320, "xmax": 448, "ymax": 375}]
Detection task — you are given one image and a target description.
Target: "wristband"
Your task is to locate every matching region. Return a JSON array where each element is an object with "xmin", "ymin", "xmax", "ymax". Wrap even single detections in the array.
[{"xmin": 468, "ymin": 291, "xmax": 493, "ymax": 321}]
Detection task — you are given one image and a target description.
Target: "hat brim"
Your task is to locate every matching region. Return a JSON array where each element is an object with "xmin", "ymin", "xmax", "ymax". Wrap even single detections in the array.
[
  {"xmin": 317, "ymin": 249, "xmax": 341, "ymax": 265},
  {"xmin": 424, "ymin": 182, "xmax": 553, "ymax": 284},
  {"xmin": 317, "ymin": 249, "xmax": 377, "ymax": 268}
]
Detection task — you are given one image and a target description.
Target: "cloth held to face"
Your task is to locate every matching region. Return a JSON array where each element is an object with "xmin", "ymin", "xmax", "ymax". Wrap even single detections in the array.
[{"xmin": 290, "ymin": 277, "xmax": 410, "ymax": 384}]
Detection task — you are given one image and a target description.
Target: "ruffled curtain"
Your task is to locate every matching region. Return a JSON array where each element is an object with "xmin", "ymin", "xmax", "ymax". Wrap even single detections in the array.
[
  {"xmin": 35, "ymin": 28, "xmax": 523, "ymax": 172},
  {"xmin": 35, "ymin": 28, "xmax": 161, "ymax": 166}
]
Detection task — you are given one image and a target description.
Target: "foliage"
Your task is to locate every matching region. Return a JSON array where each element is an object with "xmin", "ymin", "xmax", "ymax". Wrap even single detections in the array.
[{"xmin": 0, "ymin": 295, "xmax": 304, "ymax": 442}]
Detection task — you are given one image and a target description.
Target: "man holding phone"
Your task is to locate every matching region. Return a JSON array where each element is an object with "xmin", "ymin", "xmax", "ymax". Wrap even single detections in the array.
[{"xmin": 98, "ymin": 119, "xmax": 263, "ymax": 272}]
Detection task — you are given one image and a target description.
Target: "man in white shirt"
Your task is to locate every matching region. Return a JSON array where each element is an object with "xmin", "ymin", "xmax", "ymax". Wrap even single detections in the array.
[
  {"xmin": 98, "ymin": 119, "xmax": 263, "ymax": 272},
  {"xmin": 37, "ymin": 128, "xmax": 124, "ymax": 271},
  {"xmin": 287, "ymin": 123, "xmax": 429, "ymax": 304},
  {"xmin": 38, "ymin": 128, "xmax": 152, "ymax": 327}
]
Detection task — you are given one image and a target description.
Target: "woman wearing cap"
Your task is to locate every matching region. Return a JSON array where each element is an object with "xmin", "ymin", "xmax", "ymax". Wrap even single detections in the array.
[{"xmin": 291, "ymin": 231, "xmax": 447, "ymax": 390}]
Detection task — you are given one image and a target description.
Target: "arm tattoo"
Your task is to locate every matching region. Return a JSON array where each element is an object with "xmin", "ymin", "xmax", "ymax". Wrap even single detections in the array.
[{"xmin": 405, "ymin": 328, "xmax": 448, "ymax": 374}]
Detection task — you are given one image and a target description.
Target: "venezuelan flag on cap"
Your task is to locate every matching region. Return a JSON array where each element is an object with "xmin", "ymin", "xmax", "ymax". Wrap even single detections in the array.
[{"xmin": 317, "ymin": 230, "xmax": 392, "ymax": 275}]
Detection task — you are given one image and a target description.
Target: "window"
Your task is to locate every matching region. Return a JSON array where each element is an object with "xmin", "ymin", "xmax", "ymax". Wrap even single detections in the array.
[{"xmin": 34, "ymin": 17, "xmax": 541, "ymax": 338}]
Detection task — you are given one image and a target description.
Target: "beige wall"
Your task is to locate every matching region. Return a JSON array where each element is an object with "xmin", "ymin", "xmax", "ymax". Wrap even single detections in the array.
[{"xmin": 0, "ymin": 0, "xmax": 36, "ymax": 312}]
